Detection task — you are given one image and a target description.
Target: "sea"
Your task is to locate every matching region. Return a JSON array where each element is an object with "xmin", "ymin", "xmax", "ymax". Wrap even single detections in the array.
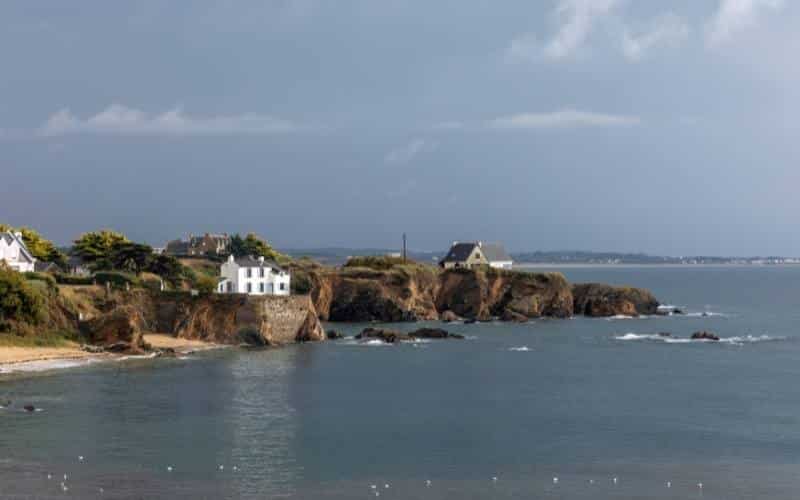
[{"xmin": 3, "ymin": 265, "xmax": 800, "ymax": 499}]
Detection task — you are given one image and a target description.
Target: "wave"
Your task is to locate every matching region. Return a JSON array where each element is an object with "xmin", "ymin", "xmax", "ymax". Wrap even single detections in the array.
[
  {"xmin": 606, "ymin": 315, "xmax": 654, "ymax": 321},
  {"xmin": 508, "ymin": 346, "xmax": 532, "ymax": 352},
  {"xmin": 685, "ymin": 311, "xmax": 728, "ymax": 318},
  {"xmin": 0, "ymin": 357, "xmax": 103, "ymax": 374},
  {"xmin": 614, "ymin": 333, "xmax": 785, "ymax": 345}
]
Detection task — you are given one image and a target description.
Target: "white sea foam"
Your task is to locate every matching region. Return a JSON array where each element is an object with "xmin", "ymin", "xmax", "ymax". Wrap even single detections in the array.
[
  {"xmin": 0, "ymin": 357, "xmax": 104, "ymax": 374},
  {"xmin": 615, "ymin": 333, "xmax": 785, "ymax": 345},
  {"xmin": 685, "ymin": 311, "xmax": 728, "ymax": 318},
  {"xmin": 508, "ymin": 346, "xmax": 532, "ymax": 352}
]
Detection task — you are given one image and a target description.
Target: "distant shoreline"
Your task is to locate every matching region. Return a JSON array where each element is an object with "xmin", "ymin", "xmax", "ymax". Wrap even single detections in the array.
[{"xmin": 515, "ymin": 262, "xmax": 800, "ymax": 269}]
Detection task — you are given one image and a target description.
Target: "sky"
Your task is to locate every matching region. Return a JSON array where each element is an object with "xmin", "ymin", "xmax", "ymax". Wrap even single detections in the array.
[{"xmin": 2, "ymin": 0, "xmax": 800, "ymax": 256}]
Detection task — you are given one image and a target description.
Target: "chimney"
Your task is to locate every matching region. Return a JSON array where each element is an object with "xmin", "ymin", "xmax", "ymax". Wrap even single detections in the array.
[
  {"xmin": 13, "ymin": 231, "xmax": 22, "ymax": 240},
  {"xmin": 478, "ymin": 241, "xmax": 483, "ymax": 248},
  {"xmin": 258, "ymin": 256, "xmax": 265, "ymax": 264}
]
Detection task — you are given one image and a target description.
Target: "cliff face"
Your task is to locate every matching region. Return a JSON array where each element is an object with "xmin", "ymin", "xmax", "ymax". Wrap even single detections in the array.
[
  {"xmin": 23, "ymin": 287, "xmax": 325, "ymax": 350},
  {"xmin": 572, "ymin": 283, "xmax": 659, "ymax": 317},
  {"xmin": 299, "ymin": 265, "xmax": 440, "ymax": 322},
  {"xmin": 437, "ymin": 268, "xmax": 574, "ymax": 320},
  {"xmin": 297, "ymin": 264, "xmax": 578, "ymax": 322}
]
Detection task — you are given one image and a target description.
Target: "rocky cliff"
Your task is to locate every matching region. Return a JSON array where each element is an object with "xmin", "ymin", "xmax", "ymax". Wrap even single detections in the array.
[
  {"xmin": 294, "ymin": 262, "xmax": 646, "ymax": 322},
  {"xmin": 572, "ymin": 283, "xmax": 659, "ymax": 317},
  {"xmin": 14, "ymin": 286, "xmax": 325, "ymax": 351}
]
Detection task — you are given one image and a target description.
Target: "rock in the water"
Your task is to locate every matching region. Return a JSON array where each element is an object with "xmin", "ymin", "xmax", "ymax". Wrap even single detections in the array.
[
  {"xmin": 23, "ymin": 405, "xmax": 35, "ymax": 412},
  {"xmin": 355, "ymin": 327, "xmax": 464, "ymax": 343},
  {"xmin": 326, "ymin": 329, "xmax": 345, "ymax": 340},
  {"xmin": 691, "ymin": 331, "xmax": 720, "ymax": 341},
  {"xmin": 439, "ymin": 310, "xmax": 462, "ymax": 322},
  {"xmin": 500, "ymin": 310, "xmax": 529, "ymax": 323},
  {"xmin": 657, "ymin": 332, "xmax": 672, "ymax": 337}
]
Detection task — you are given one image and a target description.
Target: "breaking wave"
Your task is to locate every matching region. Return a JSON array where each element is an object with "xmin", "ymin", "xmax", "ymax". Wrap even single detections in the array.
[
  {"xmin": 508, "ymin": 346, "xmax": 532, "ymax": 352},
  {"xmin": 614, "ymin": 333, "xmax": 785, "ymax": 346}
]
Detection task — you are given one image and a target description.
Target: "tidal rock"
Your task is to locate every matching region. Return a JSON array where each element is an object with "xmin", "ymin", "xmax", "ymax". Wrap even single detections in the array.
[
  {"xmin": 355, "ymin": 327, "xmax": 464, "ymax": 343},
  {"xmin": 409, "ymin": 328, "xmax": 465, "ymax": 340},
  {"xmin": 326, "ymin": 329, "xmax": 345, "ymax": 340},
  {"xmin": 691, "ymin": 331, "xmax": 720, "ymax": 341},
  {"xmin": 23, "ymin": 405, "xmax": 35, "ymax": 412},
  {"xmin": 500, "ymin": 310, "xmax": 529, "ymax": 323},
  {"xmin": 439, "ymin": 310, "xmax": 462, "ymax": 322},
  {"xmin": 572, "ymin": 283, "xmax": 659, "ymax": 317}
]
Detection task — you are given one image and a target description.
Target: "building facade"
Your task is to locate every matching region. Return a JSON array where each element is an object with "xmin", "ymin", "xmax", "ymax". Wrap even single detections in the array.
[
  {"xmin": 217, "ymin": 255, "xmax": 290, "ymax": 296},
  {"xmin": 0, "ymin": 232, "xmax": 36, "ymax": 272},
  {"xmin": 165, "ymin": 233, "xmax": 231, "ymax": 257},
  {"xmin": 439, "ymin": 241, "xmax": 513, "ymax": 270}
]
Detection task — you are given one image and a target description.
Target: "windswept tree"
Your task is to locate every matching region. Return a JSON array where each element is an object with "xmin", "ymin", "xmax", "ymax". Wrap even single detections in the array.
[
  {"xmin": 0, "ymin": 224, "xmax": 66, "ymax": 267},
  {"xmin": 229, "ymin": 233, "xmax": 287, "ymax": 263},
  {"xmin": 72, "ymin": 230, "xmax": 130, "ymax": 269},
  {"xmin": 146, "ymin": 254, "xmax": 185, "ymax": 287},
  {"xmin": 109, "ymin": 241, "xmax": 154, "ymax": 274}
]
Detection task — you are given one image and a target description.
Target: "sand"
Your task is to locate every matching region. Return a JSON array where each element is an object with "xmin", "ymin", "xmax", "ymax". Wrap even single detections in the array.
[{"xmin": 143, "ymin": 334, "xmax": 219, "ymax": 350}]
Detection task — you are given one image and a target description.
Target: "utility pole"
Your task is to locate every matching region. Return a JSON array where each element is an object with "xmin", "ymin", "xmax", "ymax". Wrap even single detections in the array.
[{"xmin": 402, "ymin": 233, "xmax": 407, "ymax": 263}]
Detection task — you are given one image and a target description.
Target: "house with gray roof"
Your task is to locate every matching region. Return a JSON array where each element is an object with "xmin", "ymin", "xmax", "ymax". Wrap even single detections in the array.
[
  {"xmin": 439, "ymin": 241, "xmax": 513, "ymax": 270},
  {"xmin": 0, "ymin": 231, "xmax": 36, "ymax": 272}
]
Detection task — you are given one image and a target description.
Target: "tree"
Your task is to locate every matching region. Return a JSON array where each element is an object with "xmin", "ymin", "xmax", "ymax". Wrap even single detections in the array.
[
  {"xmin": 229, "ymin": 233, "xmax": 286, "ymax": 263},
  {"xmin": 109, "ymin": 241, "xmax": 153, "ymax": 274},
  {"xmin": 72, "ymin": 230, "xmax": 130, "ymax": 269},
  {"xmin": 146, "ymin": 254, "xmax": 185, "ymax": 287},
  {"xmin": 0, "ymin": 224, "xmax": 66, "ymax": 267}
]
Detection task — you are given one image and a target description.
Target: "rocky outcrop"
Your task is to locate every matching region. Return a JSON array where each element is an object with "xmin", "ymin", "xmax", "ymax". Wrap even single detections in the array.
[
  {"xmin": 691, "ymin": 331, "xmax": 720, "ymax": 341},
  {"xmin": 80, "ymin": 305, "xmax": 147, "ymax": 352},
  {"xmin": 355, "ymin": 327, "xmax": 465, "ymax": 343},
  {"xmin": 301, "ymin": 265, "xmax": 441, "ymax": 322},
  {"xmin": 572, "ymin": 283, "xmax": 659, "ymax": 317},
  {"xmin": 436, "ymin": 268, "xmax": 573, "ymax": 321}
]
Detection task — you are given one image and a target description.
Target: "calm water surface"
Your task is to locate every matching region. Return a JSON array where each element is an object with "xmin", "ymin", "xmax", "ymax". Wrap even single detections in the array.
[{"xmin": 3, "ymin": 266, "xmax": 800, "ymax": 499}]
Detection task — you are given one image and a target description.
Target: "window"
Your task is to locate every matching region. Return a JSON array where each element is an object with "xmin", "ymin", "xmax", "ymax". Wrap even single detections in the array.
[
  {"xmin": 259, "ymin": 268, "xmax": 265, "ymax": 277},
  {"xmin": 280, "ymin": 283, "xmax": 286, "ymax": 291},
  {"xmin": 246, "ymin": 283, "xmax": 252, "ymax": 293},
  {"xmin": 259, "ymin": 283, "xmax": 264, "ymax": 293},
  {"xmin": 227, "ymin": 282, "xmax": 233, "ymax": 293},
  {"xmin": 247, "ymin": 268, "xmax": 252, "ymax": 278}
]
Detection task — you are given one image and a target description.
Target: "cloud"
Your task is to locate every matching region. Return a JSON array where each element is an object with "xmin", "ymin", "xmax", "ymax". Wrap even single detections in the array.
[
  {"xmin": 622, "ymin": 13, "xmax": 690, "ymax": 61},
  {"xmin": 487, "ymin": 109, "xmax": 641, "ymax": 129},
  {"xmin": 40, "ymin": 104, "xmax": 304, "ymax": 136},
  {"xmin": 384, "ymin": 139, "xmax": 437, "ymax": 164},
  {"xmin": 706, "ymin": 0, "xmax": 784, "ymax": 47},
  {"xmin": 507, "ymin": 0, "xmax": 622, "ymax": 62}
]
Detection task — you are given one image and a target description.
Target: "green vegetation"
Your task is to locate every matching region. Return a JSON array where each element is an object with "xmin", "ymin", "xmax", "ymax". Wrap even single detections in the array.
[
  {"xmin": 0, "ymin": 329, "xmax": 77, "ymax": 348},
  {"xmin": 343, "ymin": 255, "xmax": 410, "ymax": 270},
  {"xmin": 93, "ymin": 271, "xmax": 140, "ymax": 288},
  {"xmin": 194, "ymin": 274, "xmax": 218, "ymax": 295},
  {"xmin": 0, "ymin": 224, "xmax": 67, "ymax": 267},
  {"xmin": 230, "ymin": 233, "xmax": 290, "ymax": 265},
  {"xmin": 72, "ymin": 230, "xmax": 130, "ymax": 269},
  {"xmin": 0, "ymin": 264, "xmax": 45, "ymax": 325}
]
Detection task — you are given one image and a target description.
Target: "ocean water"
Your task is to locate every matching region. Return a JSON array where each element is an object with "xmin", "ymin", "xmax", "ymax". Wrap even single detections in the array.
[{"xmin": 3, "ymin": 265, "xmax": 800, "ymax": 499}]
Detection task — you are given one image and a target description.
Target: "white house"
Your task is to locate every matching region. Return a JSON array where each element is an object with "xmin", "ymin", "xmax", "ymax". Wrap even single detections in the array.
[
  {"xmin": 217, "ymin": 255, "xmax": 290, "ymax": 296},
  {"xmin": 0, "ymin": 231, "xmax": 36, "ymax": 272}
]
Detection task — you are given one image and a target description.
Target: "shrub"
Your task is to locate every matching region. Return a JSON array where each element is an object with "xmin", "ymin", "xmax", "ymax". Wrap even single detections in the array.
[
  {"xmin": 343, "ymin": 255, "xmax": 410, "ymax": 270},
  {"xmin": 0, "ymin": 265, "xmax": 45, "ymax": 324},
  {"xmin": 54, "ymin": 273, "xmax": 95, "ymax": 286},
  {"xmin": 193, "ymin": 274, "xmax": 218, "ymax": 295},
  {"xmin": 23, "ymin": 271, "xmax": 58, "ymax": 290}
]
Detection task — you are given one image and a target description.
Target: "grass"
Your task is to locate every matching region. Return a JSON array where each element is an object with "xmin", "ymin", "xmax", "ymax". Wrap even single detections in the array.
[{"xmin": 0, "ymin": 330, "xmax": 78, "ymax": 348}]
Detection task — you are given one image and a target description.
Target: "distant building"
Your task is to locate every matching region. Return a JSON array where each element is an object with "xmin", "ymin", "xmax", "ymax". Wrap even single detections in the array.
[
  {"xmin": 439, "ymin": 241, "xmax": 513, "ymax": 270},
  {"xmin": 217, "ymin": 255, "xmax": 290, "ymax": 296},
  {"xmin": 165, "ymin": 233, "xmax": 231, "ymax": 257},
  {"xmin": 0, "ymin": 231, "xmax": 36, "ymax": 272},
  {"xmin": 66, "ymin": 256, "xmax": 91, "ymax": 277},
  {"xmin": 34, "ymin": 261, "xmax": 61, "ymax": 273}
]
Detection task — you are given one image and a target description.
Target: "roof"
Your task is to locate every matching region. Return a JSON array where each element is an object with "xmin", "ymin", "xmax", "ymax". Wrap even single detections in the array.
[
  {"xmin": 234, "ymin": 256, "xmax": 285, "ymax": 272},
  {"xmin": 67, "ymin": 255, "xmax": 86, "ymax": 267},
  {"xmin": 440, "ymin": 242, "xmax": 480, "ymax": 263},
  {"xmin": 34, "ymin": 261, "xmax": 60, "ymax": 273},
  {"xmin": 481, "ymin": 243, "xmax": 512, "ymax": 263},
  {"xmin": 0, "ymin": 232, "xmax": 35, "ymax": 263}
]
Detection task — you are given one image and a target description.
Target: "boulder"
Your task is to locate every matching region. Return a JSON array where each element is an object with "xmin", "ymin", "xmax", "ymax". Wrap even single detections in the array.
[
  {"xmin": 81, "ymin": 305, "xmax": 147, "ymax": 352},
  {"xmin": 439, "ymin": 310, "xmax": 462, "ymax": 322},
  {"xmin": 409, "ymin": 327, "xmax": 465, "ymax": 340},
  {"xmin": 326, "ymin": 329, "xmax": 345, "ymax": 340},
  {"xmin": 355, "ymin": 327, "xmax": 464, "ymax": 343},
  {"xmin": 691, "ymin": 331, "xmax": 720, "ymax": 341},
  {"xmin": 500, "ymin": 310, "xmax": 529, "ymax": 323}
]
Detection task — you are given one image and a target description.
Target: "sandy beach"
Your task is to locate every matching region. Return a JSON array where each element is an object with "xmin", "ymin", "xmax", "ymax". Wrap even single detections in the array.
[{"xmin": 0, "ymin": 335, "xmax": 221, "ymax": 375}]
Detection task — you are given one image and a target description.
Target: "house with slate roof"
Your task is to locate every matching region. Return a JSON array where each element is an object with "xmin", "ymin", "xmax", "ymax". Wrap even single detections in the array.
[
  {"xmin": 217, "ymin": 255, "xmax": 290, "ymax": 296},
  {"xmin": 439, "ymin": 241, "xmax": 513, "ymax": 270},
  {"xmin": 0, "ymin": 231, "xmax": 36, "ymax": 272}
]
